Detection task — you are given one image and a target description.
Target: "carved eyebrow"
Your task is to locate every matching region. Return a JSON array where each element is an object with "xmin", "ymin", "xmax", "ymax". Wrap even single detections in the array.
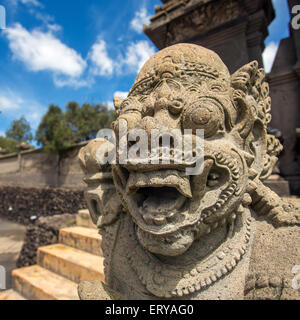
[
  {"xmin": 129, "ymin": 76, "xmax": 155, "ymax": 96},
  {"xmin": 129, "ymin": 66, "xmax": 220, "ymax": 97}
]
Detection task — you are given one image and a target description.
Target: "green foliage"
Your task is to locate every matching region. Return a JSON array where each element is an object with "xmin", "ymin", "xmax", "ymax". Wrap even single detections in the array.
[
  {"xmin": 35, "ymin": 102, "xmax": 115, "ymax": 154},
  {"xmin": 36, "ymin": 105, "xmax": 76, "ymax": 154},
  {"xmin": 65, "ymin": 102, "xmax": 115, "ymax": 142},
  {"xmin": 6, "ymin": 116, "xmax": 33, "ymax": 142},
  {"xmin": 0, "ymin": 137, "xmax": 19, "ymax": 154}
]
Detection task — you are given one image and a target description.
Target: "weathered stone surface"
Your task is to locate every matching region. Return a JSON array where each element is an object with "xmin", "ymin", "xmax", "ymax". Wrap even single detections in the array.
[
  {"xmin": 12, "ymin": 265, "xmax": 79, "ymax": 300},
  {"xmin": 76, "ymin": 209, "xmax": 97, "ymax": 229},
  {"xmin": 79, "ymin": 43, "xmax": 300, "ymax": 299},
  {"xmin": 78, "ymin": 281, "xmax": 124, "ymax": 300},
  {"xmin": 37, "ymin": 243, "xmax": 104, "ymax": 284},
  {"xmin": 144, "ymin": 0, "xmax": 275, "ymax": 73},
  {"xmin": 0, "ymin": 142, "xmax": 88, "ymax": 190},
  {"xmin": 59, "ymin": 226, "xmax": 102, "ymax": 256},
  {"xmin": 245, "ymin": 219, "xmax": 300, "ymax": 300}
]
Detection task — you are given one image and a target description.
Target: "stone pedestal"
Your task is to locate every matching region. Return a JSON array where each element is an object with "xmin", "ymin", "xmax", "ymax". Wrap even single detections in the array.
[{"xmin": 144, "ymin": 0, "xmax": 275, "ymax": 73}]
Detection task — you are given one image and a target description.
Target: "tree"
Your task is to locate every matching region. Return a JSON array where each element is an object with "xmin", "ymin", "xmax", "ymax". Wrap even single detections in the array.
[
  {"xmin": 6, "ymin": 116, "xmax": 33, "ymax": 142},
  {"xmin": 0, "ymin": 137, "xmax": 19, "ymax": 154},
  {"xmin": 36, "ymin": 101, "xmax": 115, "ymax": 155},
  {"xmin": 64, "ymin": 101, "xmax": 82, "ymax": 142},
  {"xmin": 36, "ymin": 105, "xmax": 76, "ymax": 154},
  {"xmin": 65, "ymin": 102, "xmax": 115, "ymax": 142}
]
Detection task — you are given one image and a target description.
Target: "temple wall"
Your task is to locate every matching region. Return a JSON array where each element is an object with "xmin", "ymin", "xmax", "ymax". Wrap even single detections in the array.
[{"xmin": 0, "ymin": 142, "xmax": 87, "ymax": 190}]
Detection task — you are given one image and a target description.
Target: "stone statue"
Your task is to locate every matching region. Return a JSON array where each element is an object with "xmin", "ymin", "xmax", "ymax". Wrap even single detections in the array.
[{"xmin": 78, "ymin": 44, "xmax": 300, "ymax": 300}]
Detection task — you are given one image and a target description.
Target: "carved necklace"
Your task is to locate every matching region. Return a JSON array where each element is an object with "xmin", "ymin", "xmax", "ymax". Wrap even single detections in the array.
[{"xmin": 125, "ymin": 208, "xmax": 252, "ymax": 298}]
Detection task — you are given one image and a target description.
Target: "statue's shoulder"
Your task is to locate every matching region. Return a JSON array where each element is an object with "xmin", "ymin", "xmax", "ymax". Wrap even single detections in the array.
[{"xmin": 245, "ymin": 202, "xmax": 300, "ymax": 300}]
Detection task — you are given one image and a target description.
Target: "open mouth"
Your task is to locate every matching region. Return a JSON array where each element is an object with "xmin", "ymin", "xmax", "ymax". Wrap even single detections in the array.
[
  {"xmin": 112, "ymin": 167, "xmax": 200, "ymax": 235},
  {"xmin": 126, "ymin": 169, "xmax": 192, "ymax": 228},
  {"xmin": 112, "ymin": 156, "xmax": 232, "ymax": 237},
  {"xmin": 135, "ymin": 186, "xmax": 187, "ymax": 225}
]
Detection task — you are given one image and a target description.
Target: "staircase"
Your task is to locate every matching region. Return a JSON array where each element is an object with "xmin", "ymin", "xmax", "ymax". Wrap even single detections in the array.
[{"xmin": 0, "ymin": 210, "xmax": 104, "ymax": 300}]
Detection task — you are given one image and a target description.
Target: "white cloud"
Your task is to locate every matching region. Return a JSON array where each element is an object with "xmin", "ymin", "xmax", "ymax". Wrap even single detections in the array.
[
  {"xmin": 9, "ymin": 0, "xmax": 42, "ymax": 8},
  {"xmin": 130, "ymin": 7, "xmax": 151, "ymax": 33},
  {"xmin": 0, "ymin": 90, "xmax": 45, "ymax": 129},
  {"xmin": 46, "ymin": 23, "xmax": 62, "ymax": 33},
  {"xmin": 105, "ymin": 101, "xmax": 114, "ymax": 110},
  {"xmin": 53, "ymin": 75, "xmax": 92, "ymax": 89},
  {"xmin": 4, "ymin": 24, "xmax": 156, "ymax": 87},
  {"xmin": 0, "ymin": 131, "xmax": 5, "ymax": 137},
  {"xmin": 0, "ymin": 92, "xmax": 23, "ymax": 110},
  {"xmin": 263, "ymin": 41, "xmax": 279, "ymax": 73},
  {"xmin": 88, "ymin": 38, "xmax": 114, "ymax": 76},
  {"xmin": 4, "ymin": 23, "xmax": 87, "ymax": 78},
  {"xmin": 104, "ymin": 92, "xmax": 128, "ymax": 111},
  {"xmin": 124, "ymin": 41, "xmax": 155, "ymax": 73},
  {"xmin": 27, "ymin": 9, "xmax": 61, "ymax": 34},
  {"xmin": 88, "ymin": 38, "xmax": 155, "ymax": 76},
  {"xmin": 20, "ymin": 0, "xmax": 42, "ymax": 7},
  {"xmin": 114, "ymin": 91, "xmax": 128, "ymax": 99}
]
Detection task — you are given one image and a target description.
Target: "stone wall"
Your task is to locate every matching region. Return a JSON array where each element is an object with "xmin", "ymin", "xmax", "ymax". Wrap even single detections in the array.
[
  {"xmin": 0, "ymin": 186, "xmax": 86, "ymax": 225},
  {"xmin": 17, "ymin": 214, "xmax": 76, "ymax": 268},
  {"xmin": 0, "ymin": 141, "xmax": 87, "ymax": 190}
]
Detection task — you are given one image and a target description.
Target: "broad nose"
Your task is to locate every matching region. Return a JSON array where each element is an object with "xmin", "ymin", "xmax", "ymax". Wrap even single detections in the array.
[{"xmin": 136, "ymin": 116, "xmax": 182, "ymax": 149}]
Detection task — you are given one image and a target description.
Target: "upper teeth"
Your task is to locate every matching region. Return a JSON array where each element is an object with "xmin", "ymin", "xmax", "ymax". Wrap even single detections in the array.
[{"xmin": 142, "ymin": 211, "xmax": 176, "ymax": 225}]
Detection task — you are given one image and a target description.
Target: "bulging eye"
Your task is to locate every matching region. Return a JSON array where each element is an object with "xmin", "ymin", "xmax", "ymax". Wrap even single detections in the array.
[
  {"xmin": 182, "ymin": 98, "xmax": 224, "ymax": 137},
  {"xmin": 169, "ymin": 100, "xmax": 183, "ymax": 115}
]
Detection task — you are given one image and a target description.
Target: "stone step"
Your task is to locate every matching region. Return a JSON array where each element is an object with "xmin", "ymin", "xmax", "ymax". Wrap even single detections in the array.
[
  {"xmin": 12, "ymin": 265, "xmax": 79, "ymax": 300},
  {"xmin": 0, "ymin": 289, "xmax": 26, "ymax": 300},
  {"xmin": 59, "ymin": 226, "xmax": 102, "ymax": 256},
  {"xmin": 37, "ymin": 243, "xmax": 105, "ymax": 284},
  {"xmin": 76, "ymin": 209, "xmax": 97, "ymax": 229}
]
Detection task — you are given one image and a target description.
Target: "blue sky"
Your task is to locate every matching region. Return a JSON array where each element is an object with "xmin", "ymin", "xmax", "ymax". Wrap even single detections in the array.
[{"xmin": 0, "ymin": 0, "xmax": 291, "ymax": 142}]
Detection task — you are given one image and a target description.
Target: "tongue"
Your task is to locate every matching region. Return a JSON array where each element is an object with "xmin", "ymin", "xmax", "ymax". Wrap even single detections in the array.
[{"xmin": 142, "ymin": 187, "xmax": 186, "ymax": 215}]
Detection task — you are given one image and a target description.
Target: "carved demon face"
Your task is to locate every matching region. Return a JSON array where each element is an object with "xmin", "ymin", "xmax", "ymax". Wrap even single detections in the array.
[
  {"xmin": 109, "ymin": 44, "xmax": 271, "ymax": 257},
  {"xmin": 80, "ymin": 44, "xmax": 283, "ymax": 258},
  {"xmin": 79, "ymin": 43, "xmax": 298, "ymax": 299}
]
